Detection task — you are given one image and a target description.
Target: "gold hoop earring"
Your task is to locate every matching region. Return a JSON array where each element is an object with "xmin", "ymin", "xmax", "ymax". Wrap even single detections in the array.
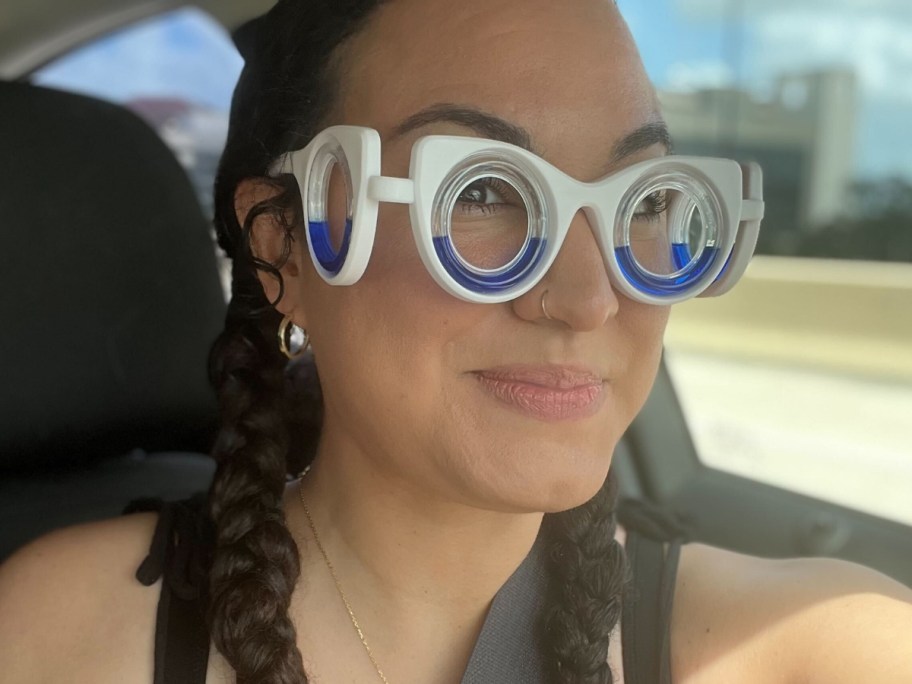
[{"xmin": 278, "ymin": 315, "xmax": 312, "ymax": 360}]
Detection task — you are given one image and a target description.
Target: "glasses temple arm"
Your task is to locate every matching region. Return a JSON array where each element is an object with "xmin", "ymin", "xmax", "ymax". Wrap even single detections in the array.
[{"xmin": 740, "ymin": 198, "xmax": 765, "ymax": 223}]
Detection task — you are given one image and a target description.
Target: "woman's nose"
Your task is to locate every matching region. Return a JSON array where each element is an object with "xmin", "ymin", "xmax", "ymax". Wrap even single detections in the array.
[{"xmin": 512, "ymin": 209, "xmax": 619, "ymax": 330}]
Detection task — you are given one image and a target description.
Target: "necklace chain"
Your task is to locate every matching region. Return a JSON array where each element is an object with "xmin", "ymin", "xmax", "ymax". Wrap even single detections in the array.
[{"xmin": 297, "ymin": 465, "xmax": 391, "ymax": 684}]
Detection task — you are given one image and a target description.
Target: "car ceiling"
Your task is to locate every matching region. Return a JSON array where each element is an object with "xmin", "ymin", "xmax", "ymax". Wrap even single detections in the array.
[{"xmin": 0, "ymin": 0, "xmax": 275, "ymax": 78}]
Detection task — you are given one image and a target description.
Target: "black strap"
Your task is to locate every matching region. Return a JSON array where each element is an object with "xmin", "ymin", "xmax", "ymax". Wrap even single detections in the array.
[
  {"xmin": 124, "ymin": 494, "xmax": 213, "ymax": 684},
  {"xmin": 622, "ymin": 529, "xmax": 680, "ymax": 684},
  {"xmin": 658, "ymin": 539, "xmax": 682, "ymax": 684},
  {"xmin": 151, "ymin": 572, "xmax": 210, "ymax": 684}
]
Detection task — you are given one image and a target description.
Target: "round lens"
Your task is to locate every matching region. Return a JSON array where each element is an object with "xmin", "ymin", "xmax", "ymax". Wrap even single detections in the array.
[
  {"xmin": 432, "ymin": 154, "xmax": 548, "ymax": 295},
  {"xmin": 307, "ymin": 141, "xmax": 353, "ymax": 275},
  {"xmin": 615, "ymin": 169, "xmax": 722, "ymax": 297},
  {"xmin": 449, "ymin": 174, "xmax": 530, "ymax": 271}
]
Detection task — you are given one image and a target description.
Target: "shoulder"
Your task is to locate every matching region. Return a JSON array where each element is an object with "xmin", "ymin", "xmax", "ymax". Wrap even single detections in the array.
[
  {"xmin": 0, "ymin": 511, "xmax": 162, "ymax": 683},
  {"xmin": 671, "ymin": 542, "xmax": 912, "ymax": 684}
]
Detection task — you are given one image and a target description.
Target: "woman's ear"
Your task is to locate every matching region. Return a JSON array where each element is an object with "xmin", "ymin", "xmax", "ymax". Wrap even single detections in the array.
[{"xmin": 234, "ymin": 178, "xmax": 307, "ymax": 324}]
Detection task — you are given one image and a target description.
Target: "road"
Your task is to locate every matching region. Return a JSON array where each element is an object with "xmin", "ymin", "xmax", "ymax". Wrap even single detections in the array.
[{"xmin": 665, "ymin": 348, "xmax": 912, "ymax": 527}]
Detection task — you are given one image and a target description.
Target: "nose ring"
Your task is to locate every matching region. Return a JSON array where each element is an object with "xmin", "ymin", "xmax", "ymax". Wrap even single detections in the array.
[{"xmin": 541, "ymin": 290, "xmax": 553, "ymax": 320}]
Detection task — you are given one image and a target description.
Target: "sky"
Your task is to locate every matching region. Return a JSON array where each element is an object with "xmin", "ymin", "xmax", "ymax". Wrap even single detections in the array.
[
  {"xmin": 620, "ymin": 0, "xmax": 912, "ymax": 180},
  {"xmin": 35, "ymin": 2, "xmax": 912, "ymax": 181},
  {"xmin": 35, "ymin": 8, "xmax": 243, "ymax": 111}
]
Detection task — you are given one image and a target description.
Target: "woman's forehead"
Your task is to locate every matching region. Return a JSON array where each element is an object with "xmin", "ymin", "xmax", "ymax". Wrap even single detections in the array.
[{"xmin": 335, "ymin": 0, "xmax": 658, "ymax": 159}]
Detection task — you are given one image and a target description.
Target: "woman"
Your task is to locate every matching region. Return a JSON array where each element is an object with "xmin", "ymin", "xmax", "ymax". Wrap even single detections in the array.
[{"xmin": 1, "ymin": 0, "xmax": 910, "ymax": 682}]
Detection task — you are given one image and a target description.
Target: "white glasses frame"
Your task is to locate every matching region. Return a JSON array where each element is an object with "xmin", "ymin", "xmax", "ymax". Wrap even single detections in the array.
[{"xmin": 270, "ymin": 125, "xmax": 765, "ymax": 305}]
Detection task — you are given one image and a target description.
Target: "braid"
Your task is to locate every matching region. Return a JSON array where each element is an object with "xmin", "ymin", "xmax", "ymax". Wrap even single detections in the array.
[
  {"xmin": 205, "ymin": 2, "xmax": 385, "ymax": 681},
  {"xmin": 540, "ymin": 470, "xmax": 627, "ymax": 684},
  {"xmin": 206, "ymin": 262, "xmax": 310, "ymax": 683}
]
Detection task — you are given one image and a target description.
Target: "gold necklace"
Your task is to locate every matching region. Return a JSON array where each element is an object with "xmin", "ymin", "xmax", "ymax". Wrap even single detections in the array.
[{"xmin": 297, "ymin": 465, "xmax": 391, "ymax": 684}]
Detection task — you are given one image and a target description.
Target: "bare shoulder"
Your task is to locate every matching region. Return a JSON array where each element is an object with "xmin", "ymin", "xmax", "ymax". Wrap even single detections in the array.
[
  {"xmin": 0, "ymin": 512, "xmax": 162, "ymax": 684},
  {"xmin": 672, "ymin": 542, "xmax": 912, "ymax": 684}
]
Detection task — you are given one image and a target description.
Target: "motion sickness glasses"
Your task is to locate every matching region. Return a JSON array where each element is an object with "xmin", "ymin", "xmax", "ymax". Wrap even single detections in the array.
[{"xmin": 269, "ymin": 126, "xmax": 765, "ymax": 305}]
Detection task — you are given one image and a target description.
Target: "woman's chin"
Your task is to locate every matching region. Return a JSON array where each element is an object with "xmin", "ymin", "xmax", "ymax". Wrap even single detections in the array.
[
  {"xmin": 537, "ymin": 469, "xmax": 612, "ymax": 513},
  {"xmin": 455, "ymin": 443, "xmax": 614, "ymax": 515}
]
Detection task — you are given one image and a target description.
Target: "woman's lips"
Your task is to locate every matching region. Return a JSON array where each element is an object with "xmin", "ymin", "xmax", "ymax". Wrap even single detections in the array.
[{"xmin": 472, "ymin": 366, "xmax": 605, "ymax": 422}]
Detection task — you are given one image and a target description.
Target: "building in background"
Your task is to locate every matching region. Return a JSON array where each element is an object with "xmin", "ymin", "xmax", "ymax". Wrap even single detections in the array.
[{"xmin": 660, "ymin": 69, "xmax": 858, "ymax": 252}]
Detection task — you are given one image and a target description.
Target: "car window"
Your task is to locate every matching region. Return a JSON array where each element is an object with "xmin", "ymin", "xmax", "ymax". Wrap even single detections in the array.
[
  {"xmin": 621, "ymin": 0, "xmax": 912, "ymax": 525},
  {"xmin": 32, "ymin": 7, "xmax": 243, "ymax": 219}
]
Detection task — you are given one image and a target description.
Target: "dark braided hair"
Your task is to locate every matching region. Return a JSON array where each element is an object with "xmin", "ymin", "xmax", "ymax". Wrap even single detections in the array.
[
  {"xmin": 542, "ymin": 472, "xmax": 628, "ymax": 683},
  {"xmin": 206, "ymin": 1, "xmax": 629, "ymax": 682}
]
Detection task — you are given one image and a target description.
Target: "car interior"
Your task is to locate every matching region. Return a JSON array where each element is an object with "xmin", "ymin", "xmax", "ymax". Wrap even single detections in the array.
[
  {"xmin": 1, "ymin": 0, "xmax": 909, "ymax": 593},
  {"xmin": 0, "ymin": 79, "xmax": 225, "ymax": 558}
]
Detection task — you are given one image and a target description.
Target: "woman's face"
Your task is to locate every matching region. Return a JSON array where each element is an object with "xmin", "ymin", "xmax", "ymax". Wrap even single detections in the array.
[{"xmin": 292, "ymin": 0, "xmax": 670, "ymax": 512}]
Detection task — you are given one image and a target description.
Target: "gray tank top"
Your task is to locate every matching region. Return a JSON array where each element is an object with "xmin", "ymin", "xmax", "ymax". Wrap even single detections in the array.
[{"xmin": 126, "ymin": 494, "xmax": 680, "ymax": 684}]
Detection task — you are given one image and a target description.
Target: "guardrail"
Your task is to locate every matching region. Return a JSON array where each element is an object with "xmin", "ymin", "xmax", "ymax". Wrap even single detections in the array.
[{"xmin": 665, "ymin": 256, "xmax": 912, "ymax": 383}]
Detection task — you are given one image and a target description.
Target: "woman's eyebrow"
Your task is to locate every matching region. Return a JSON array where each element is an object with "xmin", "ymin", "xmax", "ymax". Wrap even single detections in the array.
[
  {"xmin": 390, "ymin": 102, "xmax": 673, "ymax": 169},
  {"xmin": 390, "ymin": 102, "xmax": 535, "ymax": 151},
  {"xmin": 608, "ymin": 121, "xmax": 674, "ymax": 163}
]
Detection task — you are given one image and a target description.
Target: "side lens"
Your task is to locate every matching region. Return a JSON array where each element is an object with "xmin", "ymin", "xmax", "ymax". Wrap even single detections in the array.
[
  {"xmin": 616, "ymin": 170, "xmax": 722, "ymax": 297},
  {"xmin": 433, "ymin": 156, "xmax": 548, "ymax": 294},
  {"xmin": 307, "ymin": 141, "xmax": 353, "ymax": 276}
]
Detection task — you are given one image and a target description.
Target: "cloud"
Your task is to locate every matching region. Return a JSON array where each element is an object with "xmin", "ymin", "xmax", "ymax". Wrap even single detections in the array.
[
  {"xmin": 748, "ymin": 11, "xmax": 912, "ymax": 105},
  {"xmin": 655, "ymin": 1, "xmax": 912, "ymax": 178},
  {"xmin": 661, "ymin": 2, "xmax": 912, "ymax": 105},
  {"xmin": 35, "ymin": 8, "xmax": 243, "ymax": 110},
  {"xmin": 665, "ymin": 60, "xmax": 735, "ymax": 92}
]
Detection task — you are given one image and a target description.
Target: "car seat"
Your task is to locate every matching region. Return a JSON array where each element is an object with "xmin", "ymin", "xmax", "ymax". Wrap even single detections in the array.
[{"xmin": 0, "ymin": 81, "xmax": 226, "ymax": 561}]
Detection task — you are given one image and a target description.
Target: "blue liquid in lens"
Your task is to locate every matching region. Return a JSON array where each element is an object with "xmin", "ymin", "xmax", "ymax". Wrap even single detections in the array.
[
  {"xmin": 672, "ymin": 243, "xmax": 693, "ymax": 271},
  {"xmin": 616, "ymin": 243, "xmax": 719, "ymax": 296},
  {"xmin": 309, "ymin": 218, "xmax": 353, "ymax": 276},
  {"xmin": 715, "ymin": 249, "xmax": 734, "ymax": 283},
  {"xmin": 433, "ymin": 235, "xmax": 546, "ymax": 293},
  {"xmin": 674, "ymin": 243, "xmax": 735, "ymax": 285}
]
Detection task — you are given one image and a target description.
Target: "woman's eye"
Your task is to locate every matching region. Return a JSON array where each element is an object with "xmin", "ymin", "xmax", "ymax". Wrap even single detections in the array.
[
  {"xmin": 459, "ymin": 181, "xmax": 494, "ymax": 204},
  {"xmin": 456, "ymin": 179, "xmax": 511, "ymax": 213},
  {"xmin": 633, "ymin": 190, "xmax": 668, "ymax": 222}
]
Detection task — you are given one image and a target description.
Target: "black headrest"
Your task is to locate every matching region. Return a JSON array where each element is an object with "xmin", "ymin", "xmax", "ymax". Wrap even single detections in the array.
[{"xmin": 0, "ymin": 82, "xmax": 227, "ymax": 471}]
